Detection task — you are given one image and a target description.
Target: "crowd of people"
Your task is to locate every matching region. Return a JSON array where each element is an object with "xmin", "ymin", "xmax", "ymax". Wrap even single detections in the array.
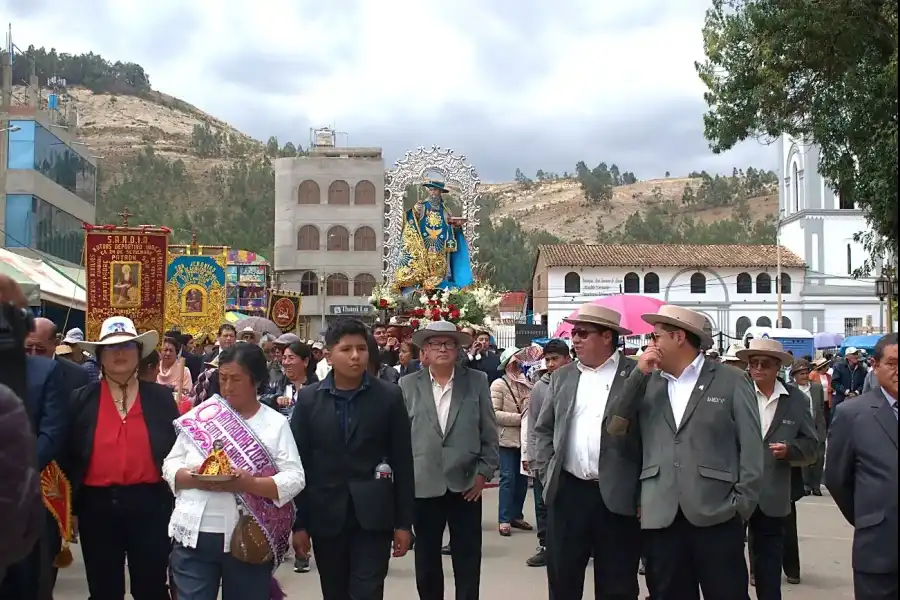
[{"xmin": 0, "ymin": 271, "xmax": 897, "ymax": 600}]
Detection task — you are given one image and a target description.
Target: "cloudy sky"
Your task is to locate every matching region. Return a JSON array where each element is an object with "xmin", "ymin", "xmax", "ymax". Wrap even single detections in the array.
[{"xmin": 3, "ymin": 0, "xmax": 777, "ymax": 182}]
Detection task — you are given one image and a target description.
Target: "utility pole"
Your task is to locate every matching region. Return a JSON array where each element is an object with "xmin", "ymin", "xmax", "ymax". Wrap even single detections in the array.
[{"xmin": 776, "ymin": 214, "xmax": 783, "ymax": 327}]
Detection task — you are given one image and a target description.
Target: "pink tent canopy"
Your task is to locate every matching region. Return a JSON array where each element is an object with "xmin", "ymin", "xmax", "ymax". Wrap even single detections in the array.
[{"xmin": 553, "ymin": 295, "xmax": 667, "ymax": 338}]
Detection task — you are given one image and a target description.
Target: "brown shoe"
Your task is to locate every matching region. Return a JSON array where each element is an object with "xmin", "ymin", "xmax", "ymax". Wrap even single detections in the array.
[
  {"xmin": 499, "ymin": 524, "xmax": 512, "ymax": 537},
  {"xmin": 510, "ymin": 519, "xmax": 533, "ymax": 531}
]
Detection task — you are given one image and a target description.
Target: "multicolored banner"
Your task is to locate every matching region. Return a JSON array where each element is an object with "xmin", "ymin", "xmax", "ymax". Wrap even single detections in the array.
[
  {"xmin": 164, "ymin": 248, "xmax": 228, "ymax": 341},
  {"xmin": 267, "ymin": 291, "xmax": 303, "ymax": 333},
  {"xmin": 85, "ymin": 228, "xmax": 169, "ymax": 343}
]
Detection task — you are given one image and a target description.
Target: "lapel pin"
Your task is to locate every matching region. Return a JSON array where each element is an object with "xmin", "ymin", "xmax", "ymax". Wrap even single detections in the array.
[
  {"xmin": 698, "ymin": 385, "xmax": 705, "ymax": 391},
  {"xmin": 619, "ymin": 370, "xmax": 626, "ymax": 377}
]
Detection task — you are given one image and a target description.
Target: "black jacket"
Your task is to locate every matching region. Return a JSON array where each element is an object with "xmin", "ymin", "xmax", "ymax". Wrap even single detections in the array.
[
  {"xmin": 182, "ymin": 352, "xmax": 204, "ymax": 383},
  {"xmin": 290, "ymin": 375, "xmax": 415, "ymax": 537},
  {"xmin": 465, "ymin": 352, "xmax": 502, "ymax": 384},
  {"xmin": 261, "ymin": 372, "xmax": 319, "ymax": 416},
  {"xmin": 67, "ymin": 380, "xmax": 179, "ymax": 511}
]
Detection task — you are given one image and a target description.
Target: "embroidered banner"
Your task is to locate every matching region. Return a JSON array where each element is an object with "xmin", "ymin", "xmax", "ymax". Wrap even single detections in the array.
[
  {"xmin": 267, "ymin": 291, "xmax": 302, "ymax": 333},
  {"xmin": 85, "ymin": 228, "xmax": 169, "ymax": 342},
  {"xmin": 164, "ymin": 248, "xmax": 228, "ymax": 341}
]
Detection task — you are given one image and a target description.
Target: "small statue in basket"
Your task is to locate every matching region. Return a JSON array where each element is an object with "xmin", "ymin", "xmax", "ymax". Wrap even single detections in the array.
[{"xmin": 192, "ymin": 440, "xmax": 236, "ymax": 481}]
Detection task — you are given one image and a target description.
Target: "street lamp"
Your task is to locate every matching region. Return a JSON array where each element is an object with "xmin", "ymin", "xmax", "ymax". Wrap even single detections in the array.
[
  {"xmin": 0, "ymin": 125, "xmax": 20, "ymax": 133},
  {"xmin": 875, "ymin": 270, "xmax": 898, "ymax": 334}
]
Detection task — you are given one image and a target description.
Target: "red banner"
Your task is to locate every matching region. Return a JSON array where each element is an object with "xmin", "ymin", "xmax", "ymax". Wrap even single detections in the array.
[{"xmin": 85, "ymin": 228, "xmax": 169, "ymax": 343}]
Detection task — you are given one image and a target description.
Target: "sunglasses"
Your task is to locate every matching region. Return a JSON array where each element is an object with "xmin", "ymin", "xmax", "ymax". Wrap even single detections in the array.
[
  {"xmin": 571, "ymin": 328, "xmax": 598, "ymax": 339},
  {"xmin": 24, "ymin": 345, "xmax": 50, "ymax": 356},
  {"xmin": 747, "ymin": 359, "xmax": 779, "ymax": 370}
]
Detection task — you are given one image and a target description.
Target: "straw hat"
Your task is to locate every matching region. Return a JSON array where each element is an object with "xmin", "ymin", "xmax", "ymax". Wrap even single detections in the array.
[
  {"xmin": 641, "ymin": 305, "xmax": 713, "ymax": 346},
  {"xmin": 563, "ymin": 303, "xmax": 632, "ymax": 335},
  {"xmin": 811, "ymin": 357, "xmax": 831, "ymax": 371},
  {"xmin": 790, "ymin": 358, "xmax": 812, "ymax": 375},
  {"xmin": 721, "ymin": 343, "xmax": 744, "ymax": 364},
  {"xmin": 54, "ymin": 344, "xmax": 73, "ymax": 357},
  {"xmin": 736, "ymin": 338, "xmax": 794, "ymax": 366},
  {"xmin": 78, "ymin": 317, "xmax": 159, "ymax": 359},
  {"xmin": 411, "ymin": 320, "xmax": 473, "ymax": 348}
]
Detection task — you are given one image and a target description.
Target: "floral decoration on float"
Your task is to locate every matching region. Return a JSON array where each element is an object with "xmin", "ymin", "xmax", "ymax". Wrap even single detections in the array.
[{"xmin": 369, "ymin": 283, "xmax": 502, "ymax": 331}]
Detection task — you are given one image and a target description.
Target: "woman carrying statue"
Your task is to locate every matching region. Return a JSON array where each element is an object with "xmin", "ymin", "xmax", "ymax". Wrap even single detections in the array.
[{"xmin": 395, "ymin": 180, "xmax": 475, "ymax": 291}]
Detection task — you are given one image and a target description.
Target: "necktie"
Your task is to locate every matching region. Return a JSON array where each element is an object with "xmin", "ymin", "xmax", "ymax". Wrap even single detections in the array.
[{"xmin": 892, "ymin": 400, "xmax": 898, "ymax": 421}]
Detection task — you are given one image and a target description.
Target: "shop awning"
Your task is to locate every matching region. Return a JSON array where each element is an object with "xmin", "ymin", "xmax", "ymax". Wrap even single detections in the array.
[
  {"xmin": 0, "ymin": 249, "xmax": 87, "ymax": 310},
  {"xmin": 0, "ymin": 261, "xmax": 41, "ymax": 306}
]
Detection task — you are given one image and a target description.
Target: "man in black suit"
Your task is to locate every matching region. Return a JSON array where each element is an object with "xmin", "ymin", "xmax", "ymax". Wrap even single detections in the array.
[
  {"xmin": 290, "ymin": 318, "xmax": 415, "ymax": 600},
  {"xmin": 826, "ymin": 333, "xmax": 898, "ymax": 600},
  {"xmin": 830, "ymin": 347, "xmax": 868, "ymax": 419},
  {"xmin": 462, "ymin": 329, "xmax": 501, "ymax": 384}
]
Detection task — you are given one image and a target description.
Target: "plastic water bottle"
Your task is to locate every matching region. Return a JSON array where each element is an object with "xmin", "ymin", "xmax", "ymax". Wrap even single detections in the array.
[{"xmin": 375, "ymin": 458, "xmax": 393, "ymax": 481}]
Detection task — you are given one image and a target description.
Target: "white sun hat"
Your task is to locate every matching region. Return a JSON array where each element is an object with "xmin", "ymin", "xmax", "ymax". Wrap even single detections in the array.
[{"xmin": 78, "ymin": 316, "xmax": 159, "ymax": 359}]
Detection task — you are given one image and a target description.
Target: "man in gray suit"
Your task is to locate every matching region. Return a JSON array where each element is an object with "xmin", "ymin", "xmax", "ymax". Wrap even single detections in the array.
[
  {"xmin": 738, "ymin": 339, "xmax": 817, "ymax": 598},
  {"xmin": 605, "ymin": 305, "xmax": 764, "ymax": 600},
  {"xmin": 400, "ymin": 321, "xmax": 499, "ymax": 600},
  {"xmin": 791, "ymin": 359, "xmax": 827, "ymax": 496},
  {"xmin": 532, "ymin": 304, "xmax": 642, "ymax": 600},
  {"xmin": 826, "ymin": 332, "xmax": 898, "ymax": 600}
]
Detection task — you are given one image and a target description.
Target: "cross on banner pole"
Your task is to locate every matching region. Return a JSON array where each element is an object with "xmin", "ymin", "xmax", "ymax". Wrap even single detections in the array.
[
  {"xmin": 190, "ymin": 226, "xmax": 199, "ymax": 255},
  {"xmin": 117, "ymin": 207, "xmax": 134, "ymax": 226}
]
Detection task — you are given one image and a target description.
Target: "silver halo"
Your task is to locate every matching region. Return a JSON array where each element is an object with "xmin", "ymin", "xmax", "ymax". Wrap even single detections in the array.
[{"xmin": 383, "ymin": 146, "xmax": 481, "ymax": 284}]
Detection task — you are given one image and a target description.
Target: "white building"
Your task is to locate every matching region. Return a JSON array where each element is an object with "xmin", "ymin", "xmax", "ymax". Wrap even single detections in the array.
[
  {"xmin": 778, "ymin": 134, "xmax": 887, "ymax": 334},
  {"xmin": 530, "ymin": 243, "xmax": 807, "ymax": 340}
]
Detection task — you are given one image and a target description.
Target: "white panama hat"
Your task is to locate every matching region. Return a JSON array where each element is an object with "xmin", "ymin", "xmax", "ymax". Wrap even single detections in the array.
[{"xmin": 78, "ymin": 316, "xmax": 159, "ymax": 359}]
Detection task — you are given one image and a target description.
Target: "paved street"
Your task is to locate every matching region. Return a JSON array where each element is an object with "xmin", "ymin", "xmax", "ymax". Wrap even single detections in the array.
[{"xmin": 54, "ymin": 488, "xmax": 855, "ymax": 599}]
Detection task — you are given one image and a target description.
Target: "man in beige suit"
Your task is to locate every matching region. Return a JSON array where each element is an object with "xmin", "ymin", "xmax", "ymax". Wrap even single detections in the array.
[{"xmin": 606, "ymin": 306, "xmax": 764, "ymax": 600}]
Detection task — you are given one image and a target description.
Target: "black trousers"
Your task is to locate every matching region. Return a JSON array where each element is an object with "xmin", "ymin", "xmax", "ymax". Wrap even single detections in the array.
[
  {"xmin": 546, "ymin": 471, "xmax": 640, "ymax": 600},
  {"xmin": 414, "ymin": 492, "xmax": 483, "ymax": 600},
  {"xmin": 78, "ymin": 483, "xmax": 173, "ymax": 600},
  {"xmin": 312, "ymin": 506, "xmax": 393, "ymax": 600},
  {"xmin": 853, "ymin": 570, "xmax": 899, "ymax": 600},
  {"xmin": 533, "ymin": 477, "xmax": 548, "ymax": 548},
  {"xmin": 644, "ymin": 511, "xmax": 748, "ymax": 600},
  {"xmin": 780, "ymin": 503, "xmax": 799, "ymax": 579},
  {"xmin": 746, "ymin": 509, "xmax": 784, "ymax": 600},
  {"xmin": 802, "ymin": 443, "xmax": 825, "ymax": 491},
  {"xmin": 0, "ymin": 510, "xmax": 62, "ymax": 600}
]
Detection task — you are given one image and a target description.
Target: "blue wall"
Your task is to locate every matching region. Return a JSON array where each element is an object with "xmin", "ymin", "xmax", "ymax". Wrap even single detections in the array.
[
  {"xmin": 7, "ymin": 119, "xmax": 36, "ymax": 169},
  {"xmin": 4, "ymin": 194, "xmax": 34, "ymax": 247}
]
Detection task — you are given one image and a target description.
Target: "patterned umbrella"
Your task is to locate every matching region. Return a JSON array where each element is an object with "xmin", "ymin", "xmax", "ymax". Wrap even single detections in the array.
[{"xmin": 234, "ymin": 316, "xmax": 282, "ymax": 338}]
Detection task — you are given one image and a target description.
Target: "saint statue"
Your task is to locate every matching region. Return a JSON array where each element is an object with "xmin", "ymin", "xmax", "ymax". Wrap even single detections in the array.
[{"xmin": 394, "ymin": 180, "xmax": 475, "ymax": 291}]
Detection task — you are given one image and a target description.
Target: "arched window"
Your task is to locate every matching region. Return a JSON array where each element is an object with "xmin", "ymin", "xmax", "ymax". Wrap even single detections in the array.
[
  {"xmin": 736, "ymin": 316, "xmax": 752, "ymax": 337},
  {"xmin": 623, "ymin": 272, "xmax": 640, "ymax": 293},
  {"xmin": 297, "ymin": 180, "xmax": 320, "ymax": 204},
  {"xmin": 778, "ymin": 273, "xmax": 792, "ymax": 294},
  {"xmin": 564, "ymin": 272, "xmax": 581, "ymax": 294},
  {"xmin": 777, "ymin": 316, "xmax": 792, "ymax": 328},
  {"xmin": 353, "ymin": 226, "xmax": 377, "ymax": 251},
  {"xmin": 690, "ymin": 272, "xmax": 706, "ymax": 294},
  {"xmin": 354, "ymin": 180, "xmax": 376, "ymax": 205},
  {"xmin": 644, "ymin": 272, "xmax": 660, "ymax": 294},
  {"xmin": 354, "ymin": 273, "xmax": 377, "ymax": 297},
  {"xmin": 736, "ymin": 272, "xmax": 752, "ymax": 294},
  {"xmin": 299, "ymin": 271, "xmax": 319, "ymax": 296},
  {"xmin": 328, "ymin": 180, "xmax": 350, "ymax": 205},
  {"xmin": 326, "ymin": 226, "xmax": 350, "ymax": 251},
  {"xmin": 791, "ymin": 162, "xmax": 800, "ymax": 212},
  {"xmin": 326, "ymin": 273, "xmax": 349, "ymax": 296},
  {"xmin": 756, "ymin": 273, "xmax": 772, "ymax": 294},
  {"xmin": 756, "ymin": 316, "xmax": 772, "ymax": 327},
  {"xmin": 847, "ymin": 244, "xmax": 852, "ymax": 274},
  {"xmin": 296, "ymin": 225, "xmax": 319, "ymax": 250}
]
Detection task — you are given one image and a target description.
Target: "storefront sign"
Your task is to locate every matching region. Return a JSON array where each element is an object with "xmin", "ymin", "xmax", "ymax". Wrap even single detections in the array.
[
  {"xmin": 85, "ymin": 228, "xmax": 169, "ymax": 343},
  {"xmin": 581, "ymin": 276, "xmax": 623, "ymax": 294},
  {"xmin": 164, "ymin": 250, "xmax": 228, "ymax": 341},
  {"xmin": 330, "ymin": 304, "xmax": 375, "ymax": 316}
]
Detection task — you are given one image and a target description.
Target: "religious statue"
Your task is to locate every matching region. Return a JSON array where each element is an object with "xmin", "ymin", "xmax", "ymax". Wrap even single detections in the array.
[
  {"xmin": 197, "ymin": 440, "xmax": 233, "ymax": 476},
  {"xmin": 394, "ymin": 180, "xmax": 475, "ymax": 291},
  {"xmin": 111, "ymin": 263, "xmax": 141, "ymax": 307}
]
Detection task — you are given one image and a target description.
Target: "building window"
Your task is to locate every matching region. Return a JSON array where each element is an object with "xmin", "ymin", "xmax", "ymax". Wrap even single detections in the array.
[
  {"xmin": 328, "ymin": 180, "xmax": 350, "ymax": 205},
  {"xmin": 354, "ymin": 273, "xmax": 377, "ymax": 297},
  {"xmin": 757, "ymin": 316, "xmax": 772, "ymax": 327},
  {"xmin": 756, "ymin": 273, "xmax": 772, "ymax": 294},
  {"xmin": 327, "ymin": 226, "xmax": 350, "ymax": 251},
  {"xmin": 353, "ymin": 226, "xmax": 377, "ymax": 251},
  {"xmin": 298, "ymin": 180, "xmax": 320, "ymax": 204},
  {"xmin": 736, "ymin": 272, "xmax": 752, "ymax": 294},
  {"xmin": 844, "ymin": 317, "xmax": 863, "ymax": 335},
  {"xmin": 777, "ymin": 316, "xmax": 792, "ymax": 328},
  {"xmin": 736, "ymin": 316, "xmax": 751, "ymax": 337},
  {"xmin": 296, "ymin": 225, "xmax": 320, "ymax": 250},
  {"xmin": 690, "ymin": 272, "xmax": 706, "ymax": 294},
  {"xmin": 564, "ymin": 272, "xmax": 581, "ymax": 293},
  {"xmin": 354, "ymin": 180, "xmax": 376, "ymax": 205},
  {"xmin": 4, "ymin": 194, "xmax": 84, "ymax": 264},
  {"xmin": 791, "ymin": 162, "xmax": 800, "ymax": 212},
  {"xmin": 623, "ymin": 272, "xmax": 640, "ymax": 293},
  {"xmin": 537, "ymin": 275, "xmax": 542, "ymax": 291},
  {"xmin": 847, "ymin": 244, "xmax": 852, "ymax": 274},
  {"xmin": 644, "ymin": 272, "xmax": 660, "ymax": 293},
  {"xmin": 299, "ymin": 271, "xmax": 319, "ymax": 296},
  {"xmin": 326, "ymin": 273, "xmax": 349, "ymax": 296},
  {"xmin": 778, "ymin": 273, "xmax": 792, "ymax": 294}
]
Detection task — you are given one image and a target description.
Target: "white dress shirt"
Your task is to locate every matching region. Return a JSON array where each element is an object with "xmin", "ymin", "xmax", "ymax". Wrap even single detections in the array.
[
  {"xmin": 430, "ymin": 369, "xmax": 454, "ymax": 435},
  {"xmin": 564, "ymin": 353, "xmax": 620, "ymax": 480},
  {"xmin": 661, "ymin": 353, "xmax": 705, "ymax": 428},
  {"xmin": 755, "ymin": 380, "xmax": 789, "ymax": 436},
  {"xmin": 163, "ymin": 403, "xmax": 306, "ymax": 551}
]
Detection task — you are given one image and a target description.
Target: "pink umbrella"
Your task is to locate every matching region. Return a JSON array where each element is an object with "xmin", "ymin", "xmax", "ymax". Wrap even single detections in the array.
[{"xmin": 553, "ymin": 295, "xmax": 667, "ymax": 338}]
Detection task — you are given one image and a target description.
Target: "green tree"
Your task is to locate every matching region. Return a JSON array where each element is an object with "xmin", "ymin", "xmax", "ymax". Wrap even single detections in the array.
[{"xmin": 696, "ymin": 0, "xmax": 898, "ymax": 272}]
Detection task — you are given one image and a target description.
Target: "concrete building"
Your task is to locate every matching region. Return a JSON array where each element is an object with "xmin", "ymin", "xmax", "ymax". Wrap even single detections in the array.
[
  {"xmin": 530, "ymin": 244, "xmax": 808, "ymax": 340},
  {"xmin": 777, "ymin": 134, "xmax": 887, "ymax": 334},
  {"xmin": 273, "ymin": 145, "xmax": 385, "ymax": 338}
]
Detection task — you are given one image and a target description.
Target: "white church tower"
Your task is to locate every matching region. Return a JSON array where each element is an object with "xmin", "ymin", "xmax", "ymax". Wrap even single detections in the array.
[{"xmin": 777, "ymin": 135, "xmax": 884, "ymax": 335}]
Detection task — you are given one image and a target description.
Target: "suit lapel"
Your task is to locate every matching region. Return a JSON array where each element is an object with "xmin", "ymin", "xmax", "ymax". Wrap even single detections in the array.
[
  {"xmin": 444, "ymin": 369, "xmax": 467, "ymax": 435},
  {"xmin": 765, "ymin": 392, "xmax": 791, "ymax": 441},
  {"xmin": 677, "ymin": 360, "xmax": 716, "ymax": 432},
  {"xmin": 558, "ymin": 366, "xmax": 581, "ymax": 429},
  {"xmin": 872, "ymin": 398, "xmax": 899, "ymax": 449},
  {"xmin": 602, "ymin": 353, "xmax": 631, "ymax": 421},
  {"xmin": 657, "ymin": 377, "xmax": 678, "ymax": 433},
  {"xmin": 416, "ymin": 371, "xmax": 444, "ymax": 438}
]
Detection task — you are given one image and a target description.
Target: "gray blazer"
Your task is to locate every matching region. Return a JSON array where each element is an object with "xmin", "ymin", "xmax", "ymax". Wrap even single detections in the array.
[
  {"xmin": 531, "ymin": 354, "xmax": 640, "ymax": 516},
  {"xmin": 606, "ymin": 359, "xmax": 765, "ymax": 529},
  {"xmin": 400, "ymin": 366, "xmax": 499, "ymax": 499},
  {"xmin": 802, "ymin": 381, "xmax": 828, "ymax": 444},
  {"xmin": 825, "ymin": 390, "xmax": 898, "ymax": 575},
  {"xmin": 757, "ymin": 384, "xmax": 818, "ymax": 517}
]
